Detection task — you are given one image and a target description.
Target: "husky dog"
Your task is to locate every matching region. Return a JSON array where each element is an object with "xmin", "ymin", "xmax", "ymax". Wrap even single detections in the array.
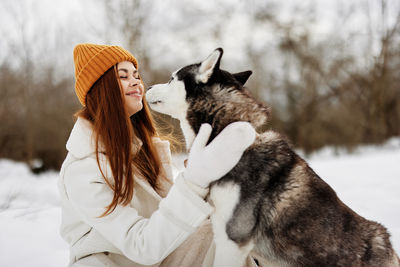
[{"xmin": 146, "ymin": 48, "xmax": 399, "ymax": 267}]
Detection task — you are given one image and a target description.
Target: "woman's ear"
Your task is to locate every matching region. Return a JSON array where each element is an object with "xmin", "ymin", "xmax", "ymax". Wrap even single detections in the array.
[{"xmin": 196, "ymin": 48, "xmax": 223, "ymax": 83}]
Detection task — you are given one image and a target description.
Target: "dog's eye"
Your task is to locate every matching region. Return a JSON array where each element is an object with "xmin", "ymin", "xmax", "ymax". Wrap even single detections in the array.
[{"xmin": 168, "ymin": 77, "xmax": 174, "ymax": 84}]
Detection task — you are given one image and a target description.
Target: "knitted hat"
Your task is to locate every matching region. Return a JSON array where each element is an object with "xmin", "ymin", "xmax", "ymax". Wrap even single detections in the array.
[{"xmin": 73, "ymin": 43, "xmax": 138, "ymax": 106}]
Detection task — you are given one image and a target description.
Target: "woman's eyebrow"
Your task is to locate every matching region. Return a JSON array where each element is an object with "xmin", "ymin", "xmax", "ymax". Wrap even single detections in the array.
[{"xmin": 118, "ymin": 68, "xmax": 138, "ymax": 74}]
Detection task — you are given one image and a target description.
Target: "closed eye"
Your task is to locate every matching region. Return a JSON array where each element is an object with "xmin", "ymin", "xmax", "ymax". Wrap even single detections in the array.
[{"xmin": 168, "ymin": 77, "xmax": 174, "ymax": 84}]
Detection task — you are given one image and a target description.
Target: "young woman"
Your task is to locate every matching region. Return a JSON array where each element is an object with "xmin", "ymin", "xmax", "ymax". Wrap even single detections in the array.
[{"xmin": 58, "ymin": 43, "xmax": 257, "ymax": 267}]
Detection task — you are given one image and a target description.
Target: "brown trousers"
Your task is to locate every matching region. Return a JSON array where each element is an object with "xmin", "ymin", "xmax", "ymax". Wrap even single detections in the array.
[{"xmin": 161, "ymin": 220, "xmax": 258, "ymax": 267}]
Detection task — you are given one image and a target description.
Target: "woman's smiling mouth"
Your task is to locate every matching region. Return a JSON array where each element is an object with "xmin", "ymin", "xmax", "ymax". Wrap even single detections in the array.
[{"xmin": 126, "ymin": 89, "xmax": 142, "ymax": 97}]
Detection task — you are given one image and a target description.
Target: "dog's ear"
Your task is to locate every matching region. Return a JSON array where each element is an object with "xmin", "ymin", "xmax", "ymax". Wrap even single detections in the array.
[
  {"xmin": 197, "ymin": 48, "xmax": 223, "ymax": 83},
  {"xmin": 233, "ymin": 71, "xmax": 252, "ymax": 85}
]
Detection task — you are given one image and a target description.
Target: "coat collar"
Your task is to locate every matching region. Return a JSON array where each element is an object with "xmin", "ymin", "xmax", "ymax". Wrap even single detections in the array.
[
  {"xmin": 66, "ymin": 117, "xmax": 99, "ymax": 159},
  {"xmin": 66, "ymin": 117, "xmax": 144, "ymax": 159},
  {"xmin": 65, "ymin": 117, "xmax": 161, "ymax": 199}
]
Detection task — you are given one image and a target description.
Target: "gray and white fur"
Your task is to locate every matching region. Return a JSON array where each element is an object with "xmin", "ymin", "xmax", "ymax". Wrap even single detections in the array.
[{"xmin": 146, "ymin": 48, "xmax": 399, "ymax": 267}]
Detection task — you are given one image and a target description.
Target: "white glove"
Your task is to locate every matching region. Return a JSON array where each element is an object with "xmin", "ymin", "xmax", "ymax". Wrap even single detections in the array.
[{"xmin": 183, "ymin": 121, "xmax": 256, "ymax": 188}]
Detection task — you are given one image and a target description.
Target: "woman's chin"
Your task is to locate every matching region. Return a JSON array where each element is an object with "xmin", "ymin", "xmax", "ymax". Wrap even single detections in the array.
[{"xmin": 127, "ymin": 103, "xmax": 143, "ymax": 116}]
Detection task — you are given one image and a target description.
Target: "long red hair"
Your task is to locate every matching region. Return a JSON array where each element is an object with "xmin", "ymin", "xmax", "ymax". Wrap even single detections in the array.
[{"xmin": 75, "ymin": 65, "xmax": 165, "ymax": 216}]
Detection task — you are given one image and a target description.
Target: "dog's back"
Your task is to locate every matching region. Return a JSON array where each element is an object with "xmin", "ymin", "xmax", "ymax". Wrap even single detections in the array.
[{"xmin": 213, "ymin": 130, "xmax": 399, "ymax": 266}]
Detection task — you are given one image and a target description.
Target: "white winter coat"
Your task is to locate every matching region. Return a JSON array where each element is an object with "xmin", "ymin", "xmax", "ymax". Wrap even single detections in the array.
[{"xmin": 58, "ymin": 117, "xmax": 257, "ymax": 267}]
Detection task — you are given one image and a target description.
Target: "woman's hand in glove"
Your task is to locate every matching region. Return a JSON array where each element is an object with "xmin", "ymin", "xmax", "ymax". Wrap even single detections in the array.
[{"xmin": 183, "ymin": 121, "xmax": 256, "ymax": 188}]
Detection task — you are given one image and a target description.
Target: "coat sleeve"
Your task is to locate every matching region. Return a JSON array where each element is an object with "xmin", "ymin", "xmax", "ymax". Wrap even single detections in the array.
[
  {"xmin": 152, "ymin": 137, "xmax": 175, "ymax": 181},
  {"xmin": 62, "ymin": 157, "xmax": 213, "ymax": 265}
]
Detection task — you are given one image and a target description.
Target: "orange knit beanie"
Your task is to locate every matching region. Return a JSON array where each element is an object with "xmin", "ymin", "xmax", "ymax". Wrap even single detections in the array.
[{"xmin": 73, "ymin": 43, "xmax": 138, "ymax": 106}]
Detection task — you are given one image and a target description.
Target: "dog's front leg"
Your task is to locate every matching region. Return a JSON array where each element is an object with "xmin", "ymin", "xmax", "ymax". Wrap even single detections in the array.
[
  {"xmin": 212, "ymin": 224, "xmax": 254, "ymax": 267},
  {"xmin": 210, "ymin": 183, "xmax": 254, "ymax": 267}
]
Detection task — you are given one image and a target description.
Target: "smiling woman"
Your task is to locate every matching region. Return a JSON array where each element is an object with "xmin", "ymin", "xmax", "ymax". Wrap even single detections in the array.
[{"xmin": 117, "ymin": 61, "xmax": 144, "ymax": 116}]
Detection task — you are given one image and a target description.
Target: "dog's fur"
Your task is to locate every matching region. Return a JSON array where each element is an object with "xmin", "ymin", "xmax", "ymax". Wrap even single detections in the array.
[{"xmin": 146, "ymin": 48, "xmax": 399, "ymax": 267}]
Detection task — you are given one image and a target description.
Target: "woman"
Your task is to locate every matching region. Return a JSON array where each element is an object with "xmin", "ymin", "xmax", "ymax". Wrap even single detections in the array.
[{"xmin": 58, "ymin": 43, "xmax": 257, "ymax": 266}]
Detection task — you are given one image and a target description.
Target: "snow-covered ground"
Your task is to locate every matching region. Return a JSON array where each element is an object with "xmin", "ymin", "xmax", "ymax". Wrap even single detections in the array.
[{"xmin": 0, "ymin": 139, "xmax": 399, "ymax": 266}]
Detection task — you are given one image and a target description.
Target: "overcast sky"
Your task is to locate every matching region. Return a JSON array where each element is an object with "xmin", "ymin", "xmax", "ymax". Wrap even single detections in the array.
[{"xmin": 0, "ymin": 0, "xmax": 399, "ymax": 76}]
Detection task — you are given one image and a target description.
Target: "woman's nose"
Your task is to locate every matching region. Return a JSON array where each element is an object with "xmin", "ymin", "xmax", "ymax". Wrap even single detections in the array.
[{"xmin": 129, "ymin": 76, "xmax": 139, "ymax": 85}]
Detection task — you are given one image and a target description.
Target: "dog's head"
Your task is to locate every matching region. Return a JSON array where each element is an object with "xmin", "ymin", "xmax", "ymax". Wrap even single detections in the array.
[{"xmin": 146, "ymin": 48, "xmax": 270, "ymax": 147}]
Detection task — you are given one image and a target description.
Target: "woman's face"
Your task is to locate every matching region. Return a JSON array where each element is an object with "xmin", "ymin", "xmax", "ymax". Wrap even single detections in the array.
[{"xmin": 117, "ymin": 61, "xmax": 144, "ymax": 116}]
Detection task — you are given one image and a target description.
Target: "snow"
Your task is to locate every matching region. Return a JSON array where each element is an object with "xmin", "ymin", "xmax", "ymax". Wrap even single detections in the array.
[
  {"xmin": 0, "ymin": 140, "xmax": 399, "ymax": 266},
  {"xmin": 0, "ymin": 160, "xmax": 67, "ymax": 267}
]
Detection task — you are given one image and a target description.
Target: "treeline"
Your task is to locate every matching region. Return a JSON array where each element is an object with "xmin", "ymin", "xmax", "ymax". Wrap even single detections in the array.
[
  {"xmin": 264, "ymin": 22, "xmax": 400, "ymax": 153},
  {"xmin": 0, "ymin": 0, "xmax": 399, "ymax": 172},
  {"xmin": 0, "ymin": 64, "xmax": 78, "ymax": 172}
]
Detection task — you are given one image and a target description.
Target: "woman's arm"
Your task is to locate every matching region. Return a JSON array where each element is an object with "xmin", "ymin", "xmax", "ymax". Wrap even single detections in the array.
[{"xmin": 63, "ymin": 157, "xmax": 212, "ymax": 265}]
